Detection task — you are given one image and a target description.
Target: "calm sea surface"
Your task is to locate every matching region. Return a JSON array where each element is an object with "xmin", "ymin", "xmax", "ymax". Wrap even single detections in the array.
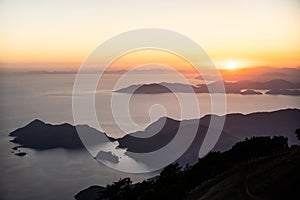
[{"xmin": 0, "ymin": 73, "xmax": 299, "ymax": 200}]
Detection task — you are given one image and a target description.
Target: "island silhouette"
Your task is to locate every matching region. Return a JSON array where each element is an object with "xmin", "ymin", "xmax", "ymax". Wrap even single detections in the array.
[
  {"xmin": 115, "ymin": 79, "xmax": 300, "ymax": 95},
  {"xmin": 9, "ymin": 109, "xmax": 300, "ymax": 166}
]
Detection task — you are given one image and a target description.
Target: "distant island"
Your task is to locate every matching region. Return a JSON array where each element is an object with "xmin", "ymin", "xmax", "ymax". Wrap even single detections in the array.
[
  {"xmin": 14, "ymin": 152, "xmax": 27, "ymax": 157},
  {"xmin": 240, "ymin": 89, "xmax": 262, "ymax": 95},
  {"xmin": 115, "ymin": 79, "xmax": 300, "ymax": 95},
  {"xmin": 266, "ymin": 89, "xmax": 300, "ymax": 96}
]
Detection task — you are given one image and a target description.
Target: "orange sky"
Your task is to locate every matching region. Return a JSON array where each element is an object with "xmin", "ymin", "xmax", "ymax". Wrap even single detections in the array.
[{"xmin": 1, "ymin": 0, "xmax": 300, "ymax": 71}]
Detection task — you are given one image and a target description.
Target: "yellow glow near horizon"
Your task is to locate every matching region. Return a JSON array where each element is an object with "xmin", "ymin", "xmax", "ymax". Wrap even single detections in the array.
[
  {"xmin": 107, "ymin": 49, "xmax": 196, "ymax": 72},
  {"xmin": 215, "ymin": 60, "xmax": 252, "ymax": 70},
  {"xmin": 226, "ymin": 61, "xmax": 238, "ymax": 70},
  {"xmin": 0, "ymin": 0, "xmax": 300, "ymax": 70}
]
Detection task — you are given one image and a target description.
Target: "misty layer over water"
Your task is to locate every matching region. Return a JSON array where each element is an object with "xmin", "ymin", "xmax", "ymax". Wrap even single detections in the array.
[
  {"xmin": 0, "ymin": 73, "xmax": 299, "ymax": 135},
  {"xmin": 0, "ymin": 73, "xmax": 299, "ymax": 200}
]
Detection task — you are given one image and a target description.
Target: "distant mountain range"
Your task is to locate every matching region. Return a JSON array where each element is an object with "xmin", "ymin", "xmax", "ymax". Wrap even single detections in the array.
[
  {"xmin": 9, "ymin": 109, "xmax": 300, "ymax": 166},
  {"xmin": 3, "ymin": 66, "xmax": 299, "ymax": 83},
  {"xmin": 115, "ymin": 79, "xmax": 300, "ymax": 95},
  {"xmin": 219, "ymin": 66, "xmax": 300, "ymax": 82}
]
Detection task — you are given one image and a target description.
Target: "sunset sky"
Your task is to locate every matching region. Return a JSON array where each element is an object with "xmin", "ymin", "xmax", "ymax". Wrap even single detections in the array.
[{"xmin": 0, "ymin": 0, "xmax": 300, "ymax": 71}]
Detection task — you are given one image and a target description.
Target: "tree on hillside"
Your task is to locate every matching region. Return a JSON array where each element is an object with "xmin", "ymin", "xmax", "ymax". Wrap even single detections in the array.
[
  {"xmin": 295, "ymin": 128, "xmax": 300, "ymax": 141},
  {"xmin": 159, "ymin": 162, "xmax": 182, "ymax": 179},
  {"xmin": 99, "ymin": 177, "xmax": 133, "ymax": 200},
  {"xmin": 230, "ymin": 136, "xmax": 288, "ymax": 161}
]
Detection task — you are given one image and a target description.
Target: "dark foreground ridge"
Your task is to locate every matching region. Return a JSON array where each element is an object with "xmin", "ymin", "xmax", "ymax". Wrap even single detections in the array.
[
  {"xmin": 75, "ymin": 186, "xmax": 105, "ymax": 200},
  {"xmin": 75, "ymin": 136, "xmax": 300, "ymax": 200}
]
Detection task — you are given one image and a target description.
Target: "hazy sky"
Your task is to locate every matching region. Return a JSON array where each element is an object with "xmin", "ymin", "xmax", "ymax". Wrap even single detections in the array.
[{"xmin": 1, "ymin": 0, "xmax": 300, "ymax": 70}]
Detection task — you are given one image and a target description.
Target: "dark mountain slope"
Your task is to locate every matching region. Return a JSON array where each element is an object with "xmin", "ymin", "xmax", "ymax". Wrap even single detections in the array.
[
  {"xmin": 185, "ymin": 147, "xmax": 300, "ymax": 200},
  {"xmin": 200, "ymin": 109, "xmax": 300, "ymax": 144},
  {"xmin": 75, "ymin": 136, "xmax": 300, "ymax": 200},
  {"xmin": 117, "ymin": 109, "xmax": 300, "ymax": 165}
]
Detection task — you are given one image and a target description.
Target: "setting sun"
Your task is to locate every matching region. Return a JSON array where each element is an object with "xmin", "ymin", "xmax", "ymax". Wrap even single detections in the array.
[
  {"xmin": 218, "ymin": 60, "xmax": 241, "ymax": 70},
  {"xmin": 226, "ymin": 61, "xmax": 238, "ymax": 70}
]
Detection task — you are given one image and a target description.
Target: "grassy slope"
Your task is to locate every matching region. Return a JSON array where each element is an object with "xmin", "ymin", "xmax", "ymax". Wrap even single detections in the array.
[{"xmin": 185, "ymin": 147, "xmax": 300, "ymax": 200}]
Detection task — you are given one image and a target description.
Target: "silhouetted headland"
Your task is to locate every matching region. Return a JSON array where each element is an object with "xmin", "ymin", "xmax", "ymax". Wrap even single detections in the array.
[{"xmin": 9, "ymin": 119, "xmax": 112, "ymax": 151}]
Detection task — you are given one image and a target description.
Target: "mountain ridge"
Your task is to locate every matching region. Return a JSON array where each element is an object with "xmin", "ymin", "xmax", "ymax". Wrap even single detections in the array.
[{"xmin": 9, "ymin": 109, "xmax": 300, "ymax": 166}]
